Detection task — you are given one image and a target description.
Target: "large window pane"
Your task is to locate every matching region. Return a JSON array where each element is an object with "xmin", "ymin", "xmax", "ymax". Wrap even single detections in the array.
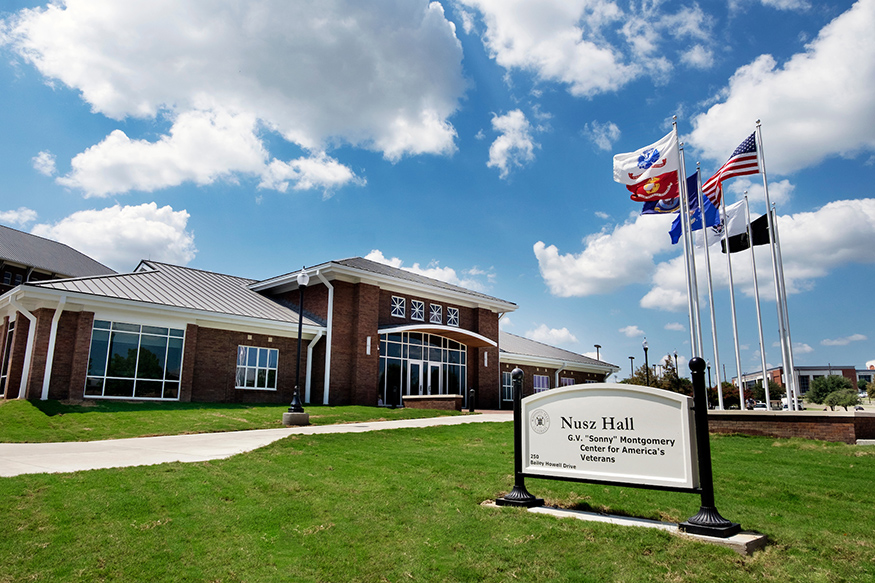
[
  {"xmin": 137, "ymin": 335, "xmax": 168, "ymax": 380},
  {"xmin": 166, "ymin": 338, "xmax": 183, "ymax": 381},
  {"xmin": 105, "ymin": 378, "xmax": 134, "ymax": 397},
  {"xmin": 85, "ymin": 377, "xmax": 104, "ymax": 397},
  {"xmin": 107, "ymin": 332, "xmax": 139, "ymax": 378},
  {"xmin": 87, "ymin": 330, "xmax": 110, "ymax": 376},
  {"xmin": 135, "ymin": 380, "xmax": 163, "ymax": 399}
]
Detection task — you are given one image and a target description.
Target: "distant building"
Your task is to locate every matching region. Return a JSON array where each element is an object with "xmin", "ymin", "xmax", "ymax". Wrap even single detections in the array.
[
  {"xmin": 734, "ymin": 365, "xmax": 859, "ymax": 394},
  {"xmin": 0, "ymin": 224, "xmax": 115, "ymax": 294},
  {"xmin": 0, "ymin": 256, "xmax": 618, "ymax": 408}
]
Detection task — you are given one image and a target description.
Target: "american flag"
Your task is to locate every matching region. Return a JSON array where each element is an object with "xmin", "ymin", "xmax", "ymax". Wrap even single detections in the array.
[{"xmin": 701, "ymin": 133, "xmax": 759, "ymax": 206}]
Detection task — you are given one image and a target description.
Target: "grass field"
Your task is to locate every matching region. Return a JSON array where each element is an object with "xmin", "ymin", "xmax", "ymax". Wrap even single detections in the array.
[
  {"xmin": 0, "ymin": 399, "xmax": 461, "ymax": 443},
  {"xmin": 2, "ymin": 404, "xmax": 874, "ymax": 582}
]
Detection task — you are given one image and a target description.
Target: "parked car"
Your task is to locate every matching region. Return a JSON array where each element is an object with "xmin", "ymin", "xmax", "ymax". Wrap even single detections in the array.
[{"xmin": 753, "ymin": 402, "xmax": 768, "ymax": 410}]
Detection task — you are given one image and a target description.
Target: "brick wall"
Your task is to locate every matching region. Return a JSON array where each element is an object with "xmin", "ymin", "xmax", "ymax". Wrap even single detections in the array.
[
  {"xmin": 188, "ymin": 326, "xmax": 306, "ymax": 404},
  {"xmin": 708, "ymin": 411, "xmax": 875, "ymax": 444}
]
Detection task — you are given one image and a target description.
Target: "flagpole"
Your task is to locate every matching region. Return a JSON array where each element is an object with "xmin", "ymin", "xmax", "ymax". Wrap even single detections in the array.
[
  {"xmin": 745, "ymin": 194, "xmax": 771, "ymax": 407},
  {"xmin": 772, "ymin": 203, "xmax": 799, "ymax": 410},
  {"xmin": 679, "ymin": 143, "xmax": 703, "ymax": 358},
  {"xmin": 675, "ymin": 120, "xmax": 699, "ymax": 357},
  {"xmin": 697, "ymin": 165, "xmax": 724, "ymax": 409},
  {"xmin": 755, "ymin": 121, "xmax": 795, "ymax": 409},
  {"xmin": 721, "ymin": 193, "xmax": 745, "ymax": 409}
]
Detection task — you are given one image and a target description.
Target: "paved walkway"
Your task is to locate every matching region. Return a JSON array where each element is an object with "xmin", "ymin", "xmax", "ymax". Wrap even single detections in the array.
[{"xmin": 0, "ymin": 412, "xmax": 512, "ymax": 477}]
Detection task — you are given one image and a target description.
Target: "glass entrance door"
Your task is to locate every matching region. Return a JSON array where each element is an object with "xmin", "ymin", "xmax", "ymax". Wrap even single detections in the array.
[
  {"xmin": 408, "ymin": 362, "xmax": 423, "ymax": 395},
  {"xmin": 428, "ymin": 363, "xmax": 441, "ymax": 395}
]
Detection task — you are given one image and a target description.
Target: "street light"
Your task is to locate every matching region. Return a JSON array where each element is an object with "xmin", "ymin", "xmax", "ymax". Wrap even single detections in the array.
[
  {"xmin": 629, "ymin": 356, "xmax": 635, "ymax": 377},
  {"xmin": 643, "ymin": 338, "xmax": 650, "ymax": 386},
  {"xmin": 707, "ymin": 360, "xmax": 712, "ymax": 391},
  {"xmin": 594, "ymin": 344, "xmax": 601, "ymax": 361},
  {"xmin": 289, "ymin": 268, "xmax": 309, "ymax": 413},
  {"xmin": 673, "ymin": 350, "xmax": 679, "ymax": 392}
]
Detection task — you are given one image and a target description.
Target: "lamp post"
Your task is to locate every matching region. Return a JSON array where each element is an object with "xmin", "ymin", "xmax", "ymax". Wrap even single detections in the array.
[
  {"xmin": 643, "ymin": 338, "xmax": 650, "ymax": 386},
  {"xmin": 673, "ymin": 350, "xmax": 679, "ymax": 392},
  {"xmin": 629, "ymin": 356, "xmax": 635, "ymax": 378},
  {"xmin": 594, "ymin": 344, "xmax": 601, "ymax": 361},
  {"xmin": 707, "ymin": 360, "xmax": 712, "ymax": 391},
  {"xmin": 289, "ymin": 268, "xmax": 309, "ymax": 414}
]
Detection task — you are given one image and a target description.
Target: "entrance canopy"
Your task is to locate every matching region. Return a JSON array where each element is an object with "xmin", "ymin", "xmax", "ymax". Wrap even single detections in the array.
[{"xmin": 378, "ymin": 324, "xmax": 496, "ymax": 348}]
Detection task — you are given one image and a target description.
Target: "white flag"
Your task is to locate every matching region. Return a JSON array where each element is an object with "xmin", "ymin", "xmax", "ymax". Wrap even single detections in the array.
[
  {"xmin": 723, "ymin": 200, "xmax": 747, "ymax": 238},
  {"xmin": 612, "ymin": 130, "xmax": 679, "ymax": 186}
]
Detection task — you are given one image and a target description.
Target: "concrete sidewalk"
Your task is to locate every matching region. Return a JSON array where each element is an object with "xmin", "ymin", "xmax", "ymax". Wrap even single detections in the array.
[{"xmin": 0, "ymin": 412, "xmax": 512, "ymax": 477}]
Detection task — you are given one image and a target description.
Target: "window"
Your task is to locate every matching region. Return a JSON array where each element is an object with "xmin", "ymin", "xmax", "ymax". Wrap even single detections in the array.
[
  {"xmin": 560, "ymin": 377, "xmax": 575, "ymax": 386},
  {"xmin": 429, "ymin": 304, "xmax": 442, "ymax": 324},
  {"xmin": 447, "ymin": 307, "xmax": 459, "ymax": 327},
  {"xmin": 13, "ymin": 274, "xmax": 22, "ymax": 285},
  {"xmin": 411, "ymin": 300, "xmax": 425, "ymax": 321},
  {"xmin": 391, "ymin": 296, "xmax": 405, "ymax": 318},
  {"xmin": 236, "ymin": 345, "xmax": 279, "ymax": 390},
  {"xmin": 798, "ymin": 375, "xmax": 810, "ymax": 393},
  {"xmin": 502, "ymin": 371, "xmax": 513, "ymax": 401},
  {"xmin": 2, "ymin": 272, "xmax": 10, "ymax": 285},
  {"xmin": 85, "ymin": 320, "xmax": 185, "ymax": 400},
  {"xmin": 533, "ymin": 374, "xmax": 550, "ymax": 393}
]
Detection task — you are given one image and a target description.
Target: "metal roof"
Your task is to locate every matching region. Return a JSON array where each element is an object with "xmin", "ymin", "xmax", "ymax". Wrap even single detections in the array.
[
  {"xmin": 500, "ymin": 331, "xmax": 619, "ymax": 370},
  {"xmin": 0, "ymin": 224, "xmax": 115, "ymax": 277},
  {"xmin": 31, "ymin": 260, "xmax": 321, "ymax": 326}
]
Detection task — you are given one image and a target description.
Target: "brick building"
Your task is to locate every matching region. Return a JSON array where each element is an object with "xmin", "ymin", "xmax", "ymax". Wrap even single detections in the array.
[{"xmin": 0, "ymin": 256, "xmax": 618, "ymax": 409}]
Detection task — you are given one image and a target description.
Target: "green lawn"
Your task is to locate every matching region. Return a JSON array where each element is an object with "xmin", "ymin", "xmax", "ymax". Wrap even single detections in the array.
[
  {"xmin": 2, "ymin": 418, "xmax": 874, "ymax": 582},
  {"xmin": 0, "ymin": 399, "xmax": 462, "ymax": 443}
]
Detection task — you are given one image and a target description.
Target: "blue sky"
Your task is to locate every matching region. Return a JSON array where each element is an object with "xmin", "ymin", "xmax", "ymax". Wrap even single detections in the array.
[{"xmin": 1, "ymin": 0, "xmax": 873, "ymax": 382}]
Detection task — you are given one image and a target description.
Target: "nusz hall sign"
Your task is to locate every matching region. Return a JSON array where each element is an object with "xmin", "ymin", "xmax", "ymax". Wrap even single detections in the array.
[{"xmin": 522, "ymin": 384, "xmax": 700, "ymax": 490}]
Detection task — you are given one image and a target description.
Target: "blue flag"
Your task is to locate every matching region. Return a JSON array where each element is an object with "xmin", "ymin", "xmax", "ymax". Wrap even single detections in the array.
[{"xmin": 670, "ymin": 173, "xmax": 719, "ymax": 244}]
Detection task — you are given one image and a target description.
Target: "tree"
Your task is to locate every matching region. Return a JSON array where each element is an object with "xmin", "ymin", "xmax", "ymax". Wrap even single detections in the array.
[
  {"xmin": 620, "ymin": 356, "xmax": 693, "ymax": 395},
  {"xmin": 867, "ymin": 381, "xmax": 875, "ymax": 404},
  {"xmin": 823, "ymin": 389, "xmax": 860, "ymax": 411},
  {"xmin": 808, "ymin": 375, "xmax": 853, "ymax": 404},
  {"xmin": 748, "ymin": 379, "xmax": 784, "ymax": 403}
]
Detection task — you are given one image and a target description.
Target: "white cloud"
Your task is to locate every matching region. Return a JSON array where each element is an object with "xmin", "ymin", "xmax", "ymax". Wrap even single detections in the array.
[
  {"xmin": 259, "ymin": 152, "xmax": 365, "ymax": 196},
  {"xmin": 526, "ymin": 324, "xmax": 578, "ymax": 347},
  {"xmin": 821, "ymin": 334, "xmax": 867, "ymax": 346},
  {"xmin": 364, "ymin": 249, "xmax": 490, "ymax": 291},
  {"xmin": 30, "ymin": 203, "xmax": 196, "ymax": 272},
  {"xmin": 641, "ymin": 198, "xmax": 875, "ymax": 310},
  {"xmin": 57, "ymin": 109, "xmax": 267, "ymax": 197},
  {"xmin": 681, "ymin": 44, "xmax": 714, "ymax": 69},
  {"xmin": 534, "ymin": 213, "xmax": 676, "ymax": 297},
  {"xmin": 584, "ymin": 120, "xmax": 620, "ymax": 151},
  {"xmin": 500, "ymin": 315, "xmax": 513, "ymax": 329},
  {"xmin": 0, "ymin": 207, "xmax": 38, "ymax": 227},
  {"xmin": 5, "ymin": 0, "xmax": 465, "ymax": 195},
  {"xmin": 487, "ymin": 109, "xmax": 537, "ymax": 179},
  {"xmin": 32, "ymin": 150, "xmax": 56, "ymax": 176},
  {"xmin": 619, "ymin": 325, "xmax": 645, "ymax": 338},
  {"xmin": 760, "ymin": 0, "xmax": 811, "ymax": 10},
  {"xmin": 665, "ymin": 322, "xmax": 685, "ymax": 331},
  {"xmin": 689, "ymin": 0, "xmax": 875, "ymax": 175},
  {"xmin": 722, "ymin": 177, "xmax": 795, "ymax": 208}
]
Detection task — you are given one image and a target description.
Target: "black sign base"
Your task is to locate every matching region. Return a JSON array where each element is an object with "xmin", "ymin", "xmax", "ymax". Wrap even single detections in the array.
[
  {"xmin": 679, "ymin": 520, "xmax": 741, "ymax": 538},
  {"xmin": 496, "ymin": 485, "xmax": 544, "ymax": 508},
  {"xmin": 679, "ymin": 505, "xmax": 741, "ymax": 538}
]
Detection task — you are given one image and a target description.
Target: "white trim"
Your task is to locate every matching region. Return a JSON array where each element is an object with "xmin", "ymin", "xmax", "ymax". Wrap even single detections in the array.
[
  {"xmin": 499, "ymin": 351, "xmax": 618, "ymax": 375},
  {"xmin": 317, "ymin": 270, "xmax": 334, "ymax": 405},
  {"xmin": 305, "ymin": 330, "xmax": 324, "ymax": 403},
  {"xmin": 40, "ymin": 294, "xmax": 66, "ymax": 400},
  {"xmin": 378, "ymin": 323, "xmax": 497, "ymax": 347},
  {"xmin": 9, "ymin": 294, "xmax": 36, "ymax": 399}
]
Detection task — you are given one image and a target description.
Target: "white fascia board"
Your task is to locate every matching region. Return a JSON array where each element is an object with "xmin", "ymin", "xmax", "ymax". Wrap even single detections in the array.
[
  {"xmin": 8, "ymin": 286, "xmax": 325, "ymax": 339},
  {"xmin": 249, "ymin": 264, "xmax": 517, "ymax": 314},
  {"xmin": 499, "ymin": 351, "xmax": 620, "ymax": 375}
]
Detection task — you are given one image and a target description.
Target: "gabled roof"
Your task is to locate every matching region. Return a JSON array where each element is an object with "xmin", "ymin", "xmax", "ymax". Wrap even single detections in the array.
[
  {"xmin": 0, "ymin": 224, "xmax": 115, "ymax": 277},
  {"xmin": 31, "ymin": 260, "xmax": 321, "ymax": 326},
  {"xmin": 500, "ymin": 331, "xmax": 619, "ymax": 372},
  {"xmin": 253, "ymin": 256, "xmax": 517, "ymax": 312}
]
